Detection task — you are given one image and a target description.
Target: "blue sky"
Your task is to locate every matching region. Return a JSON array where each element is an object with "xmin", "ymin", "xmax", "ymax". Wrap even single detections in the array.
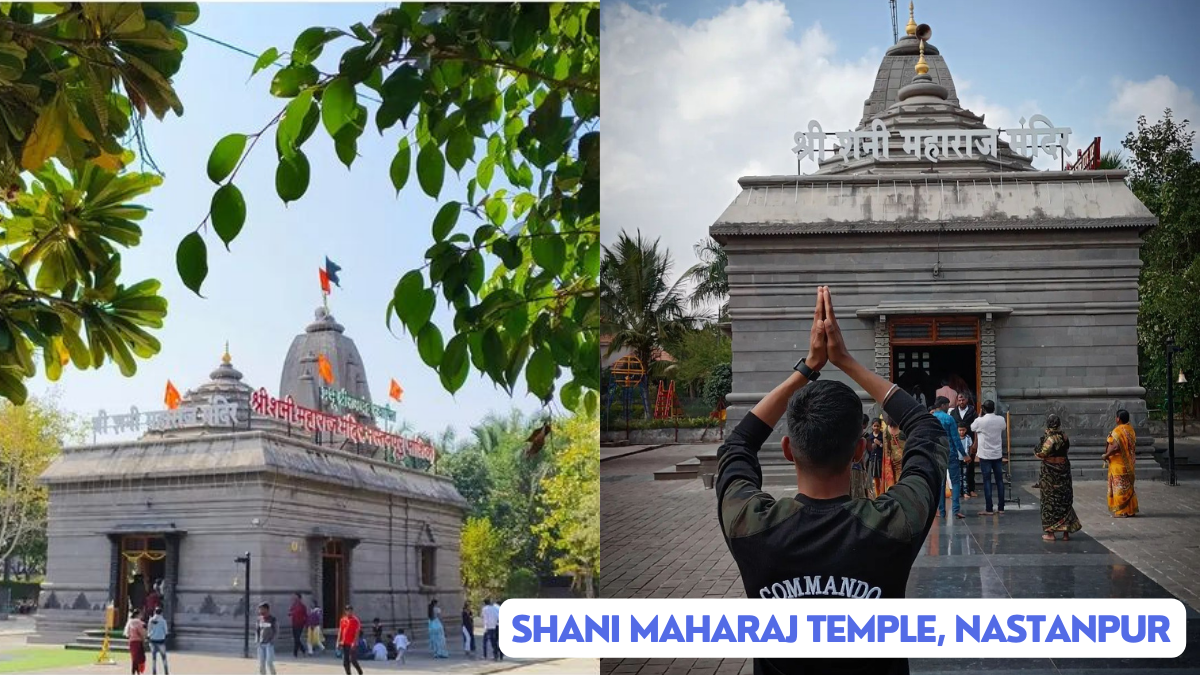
[
  {"xmin": 30, "ymin": 3, "xmax": 546, "ymax": 441},
  {"xmin": 601, "ymin": 0, "xmax": 1200, "ymax": 272}
]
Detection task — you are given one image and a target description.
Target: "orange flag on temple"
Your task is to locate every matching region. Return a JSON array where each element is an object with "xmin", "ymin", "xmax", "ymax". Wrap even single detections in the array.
[
  {"xmin": 317, "ymin": 353, "xmax": 335, "ymax": 384},
  {"xmin": 318, "ymin": 268, "xmax": 331, "ymax": 295},
  {"xmin": 389, "ymin": 378, "xmax": 403, "ymax": 402},
  {"xmin": 164, "ymin": 380, "xmax": 181, "ymax": 410}
]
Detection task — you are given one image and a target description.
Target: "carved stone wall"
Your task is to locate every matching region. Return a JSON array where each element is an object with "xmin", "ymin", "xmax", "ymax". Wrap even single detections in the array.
[
  {"xmin": 980, "ymin": 315, "xmax": 997, "ymax": 404},
  {"xmin": 873, "ymin": 316, "xmax": 891, "ymax": 378}
]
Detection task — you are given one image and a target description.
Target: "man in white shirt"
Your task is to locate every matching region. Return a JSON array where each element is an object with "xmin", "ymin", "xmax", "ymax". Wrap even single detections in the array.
[
  {"xmin": 370, "ymin": 640, "xmax": 387, "ymax": 661},
  {"xmin": 970, "ymin": 399, "xmax": 1008, "ymax": 515},
  {"xmin": 481, "ymin": 599, "xmax": 501, "ymax": 661}
]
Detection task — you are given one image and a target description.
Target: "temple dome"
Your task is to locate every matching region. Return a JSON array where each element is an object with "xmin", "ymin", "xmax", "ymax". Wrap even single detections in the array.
[
  {"xmin": 815, "ymin": 26, "xmax": 1037, "ymax": 176},
  {"xmin": 859, "ymin": 35, "xmax": 960, "ymax": 127},
  {"xmin": 279, "ymin": 307, "xmax": 375, "ymax": 424}
]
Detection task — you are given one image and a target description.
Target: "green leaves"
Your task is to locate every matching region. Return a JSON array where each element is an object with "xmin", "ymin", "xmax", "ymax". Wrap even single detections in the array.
[
  {"xmin": 526, "ymin": 347, "xmax": 557, "ymax": 401},
  {"xmin": 376, "ymin": 65, "xmax": 425, "ymax": 132},
  {"xmin": 392, "ymin": 271, "xmax": 436, "ymax": 335},
  {"xmin": 417, "ymin": 142, "xmax": 445, "ymax": 198},
  {"xmin": 270, "ymin": 64, "xmax": 318, "ymax": 97},
  {"xmin": 275, "ymin": 151, "xmax": 311, "ymax": 203},
  {"xmin": 321, "ymin": 77, "xmax": 357, "ymax": 136},
  {"xmin": 252, "ymin": 47, "xmax": 279, "ymax": 76},
  {"xmin": 532, "ymin": 235, "xmax": 567, "ymax": 276},
  {"xmin": 167, "ymin": 2, "xmax": 602, "ymax": 409},
  {"xmin": 206, "ymin": 133, "xmax": 246, "ymax": 184},
  {"xmin": 432, "ymin": 201, "xmax": 461, "ymax": 242},
  {"xmin": 446, "ymin": 128, "xmax": 475, "ymax": 174},
  {"xmin": 210, "ymin": 184, "xmax": 246, "ymax": 249},
  {"xmin": 440, "ymin": 334, "xmax": 470, "ymax": 393},
  {"xmin": 417, "ymin": 323, "xmax": 444, "ymax": 367},
  {"xmin": 277, "ymin": 91, "xmax": 315, "ymax": 158},
  {"xmin": 176, "ymin": 231, "xmax": 207, "ymax": 296},
  {"xmin": 389, "ymin": 137, "xmax": 411, "ymax": 193}
]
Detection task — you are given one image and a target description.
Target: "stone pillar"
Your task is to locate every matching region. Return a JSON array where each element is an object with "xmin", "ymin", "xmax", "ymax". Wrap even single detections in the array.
[
  {"xmin": 306, "ymin": 536, "xmax": 324, "ymax": 627},
  {"xmin": 106, "ymin": 534, "xmax": 121, "ymax": 609},
  {"xmin": 873, "ymin": 315, "xmax": 891, "ymax": 377},
  {"xmin": 345, "ymin": 539, "xmax": 361, "ymax": 609},
  {"xmin": 981, "ymin": 314, "xmax": 998, "ymax": 405},
  {"xmin": 164, "ymin": 533, "xmax": 182, "ymax": 644}
]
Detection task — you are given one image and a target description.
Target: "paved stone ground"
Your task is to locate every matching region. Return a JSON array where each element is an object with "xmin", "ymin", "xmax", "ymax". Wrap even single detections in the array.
[
  {"xmin": 1064, "ymin": 478, "xmax": 1200, "ymax": 612},
  {"xmin": 0, "ymin": 630, "xmax": 596, "ymax": 674},
  {"xmin": 601, "ymin": 444, "xmax": 670, "ymax": 462},
  {"xmin": 600, "ymin": 447, "xmax": 1200, "ymax": 674}
]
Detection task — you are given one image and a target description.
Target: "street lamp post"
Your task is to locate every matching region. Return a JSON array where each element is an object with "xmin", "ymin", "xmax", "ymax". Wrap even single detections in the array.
[
  {"xmin": 1166, "ymin": 337, "xmax": 1183, "ymax": 487},
  {"xmin": 235, "ymin": 552, "xmax": 251, "ymax": 659}
]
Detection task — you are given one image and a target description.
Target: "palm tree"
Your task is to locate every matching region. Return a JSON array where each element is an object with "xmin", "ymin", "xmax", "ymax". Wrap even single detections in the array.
[
  {"xmin": 683, "ymin": 237, "xmax": 729, "ymax": 319},
  {"xmin": 600, "ymin": 231, "xmax": 695, "ymax": 388},
  {"xmin": 1099, "ymin": 150, "xmax": 1127, "ymax": 170}
]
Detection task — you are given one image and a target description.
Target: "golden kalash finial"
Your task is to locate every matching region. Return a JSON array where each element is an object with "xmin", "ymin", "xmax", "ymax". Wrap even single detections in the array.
[
  {"xmin": 905, "ymin": 1, "xmax": 917, "ymax": 36},
  {"xmin": 222, "ymin": 341, "xmax": 231, "ymax": 365},
  {"xmin": 915, "ymin": 36, "xmax": 929, "ymax": 75}
]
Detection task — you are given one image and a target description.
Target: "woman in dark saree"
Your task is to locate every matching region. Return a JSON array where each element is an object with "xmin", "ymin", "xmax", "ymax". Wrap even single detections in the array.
[{"xmin": 1036, "ymin": 414, "xmax": 1083, "ymax": 541}]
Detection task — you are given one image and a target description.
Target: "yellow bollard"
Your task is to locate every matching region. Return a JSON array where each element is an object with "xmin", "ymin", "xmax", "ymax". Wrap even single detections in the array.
[{"xmin": 96, "ymin": 603, "xmax": 117, "ymax": 665}]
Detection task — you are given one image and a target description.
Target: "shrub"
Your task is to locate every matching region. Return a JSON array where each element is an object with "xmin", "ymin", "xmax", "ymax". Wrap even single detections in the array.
[
  {"xmin": 506, "ymin": 568, "xmax": 539, "ymax": 599},
  {"xmin": 703, "ymin": 363, "xmax": 733, "ymax": 410}
]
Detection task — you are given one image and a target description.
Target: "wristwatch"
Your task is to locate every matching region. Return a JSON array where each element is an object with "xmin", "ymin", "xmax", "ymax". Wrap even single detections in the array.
[{"xmin": 793, "ymin": 358, "xmax": 820, "ymax": 381}]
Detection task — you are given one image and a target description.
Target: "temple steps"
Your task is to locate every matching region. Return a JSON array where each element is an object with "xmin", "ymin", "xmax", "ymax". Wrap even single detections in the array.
[
  {"xmin": 64, "ymin": 629, "xmax": 129, "ymax": 652},
  {"xmin": 652, "ymin": 457, "xmax": 700, "ymax": 481}
]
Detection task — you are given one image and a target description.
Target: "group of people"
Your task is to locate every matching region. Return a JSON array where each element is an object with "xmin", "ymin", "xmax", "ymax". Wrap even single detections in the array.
[
  {"xmin": 850, "ymin": 391, "xmax": 1008, "ymax": 521},
  {"xmin": 249, "ymin": 594, "xmax": 504, "ymax": 675},
  {"xmin": 715, "ymin": 286, "xmax": 1146, "ymax": 675},
  {"xmin": 853, "ymin": 382, "xmax": 1142, "ymax": 539},
  {"xmin": 121, "ymin": 579, "xmax": 167, "ymax": 675},
  {"xmin": 1032, "ymin": 408, "xmax": 1140, "ymax": 541}
]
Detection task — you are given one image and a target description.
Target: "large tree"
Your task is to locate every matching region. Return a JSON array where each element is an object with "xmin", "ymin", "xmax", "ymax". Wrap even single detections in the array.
[
  {"xmin": 1123, "ymin": 109, "xmax": 1199, "ymax": 412},
  {"xmin": 0, "ymin": 396, "xmax": 81, "ymax": 568},
  {"xmin": 0, "ymin": 3, "xmax": 194, "ymax": 403},
  {"xmin": 182, "ymin": 3, "xmax": 599, "ymax": 412},
  {"xmin": 533, "ymin": 408, "xmax": 597, "ymax": 597},
  {"xmin": 682, "ymin": 236, "xmax": 728, "ymax": 320},
  {"xmin": 599, "ymin": 230, "xmax": 694, "ymax": 379}
]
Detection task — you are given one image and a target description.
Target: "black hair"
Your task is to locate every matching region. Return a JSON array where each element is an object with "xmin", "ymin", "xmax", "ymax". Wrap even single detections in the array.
[
  {"xmin": 862, "ymin": 414, "xmax": 869, "ymax": 426},
  {"xmin": 934, "ymin": 396, "xmax": 950, "ymax": 409},
  {"xmin": 982, "ymin": 400, "xmax": 995, "ymax": 414},
  {"xmin": 258, "ymin": 602, "xmax": 269, "ymax": 611},
  {"xmin": 483, "ymin": 598, "xmax": 492, "ymax": 605},
  {"xmin": 957, "ymin": 420, "xmax": 968, "ymax": 429},
  {"xmin": 1117, "ymin": 409, "xmax": 1130, "ymax": 424},
  {"xmin": 785, "ymin": 380, "xmax": 863, "ymax": 472}
]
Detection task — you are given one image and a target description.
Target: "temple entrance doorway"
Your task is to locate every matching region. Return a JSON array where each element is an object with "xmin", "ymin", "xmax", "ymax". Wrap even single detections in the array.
[
  {"xmin": 320, "ymin": 539, "xmax": 348, "ymax": 629},
  {"xmin": 116, "ymin": 535, "xmax": 167, "ymax": 621},
  {"xmin": 890, "ymin": 317, "xmax": 981, "ymax": 406}
]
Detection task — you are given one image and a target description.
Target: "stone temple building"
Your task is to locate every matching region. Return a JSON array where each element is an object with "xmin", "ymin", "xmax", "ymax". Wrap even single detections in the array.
[
  {"xmin": 33, "ymin": 308, "xmax": 466, "ymax": 652},
  {"xmin": 712, "ymin": 9, "xmax": 1156, "ymax": 479}
]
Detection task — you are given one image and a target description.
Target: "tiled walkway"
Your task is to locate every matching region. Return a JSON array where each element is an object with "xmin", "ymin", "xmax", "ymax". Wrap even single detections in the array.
[{"xmin": 600, "ymin": 446, "xmax": 1200, "ymax": 674}]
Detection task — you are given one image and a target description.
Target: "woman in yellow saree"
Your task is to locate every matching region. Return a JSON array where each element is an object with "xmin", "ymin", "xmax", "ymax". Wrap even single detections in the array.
[
  {"xmin": 877, "ymin": 414, "xmax": 903, "ymax": 494},
  {"xmin": 1103, "ymin": 409, "xmax": 1138, "ymax": 517}
]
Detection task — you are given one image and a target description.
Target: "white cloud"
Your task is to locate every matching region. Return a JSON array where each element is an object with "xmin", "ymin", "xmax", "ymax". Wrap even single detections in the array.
[
  {"xmin": 955, "ymin": 80, "xmax": 1060, "ymax": 170},
  {"xmin": 600, "ymin": 0, "xmax": 877, "ymax": 272},
  {"xmin": 1108, "ymin": 75, "xmax": 1200, "ymax": 132}
]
